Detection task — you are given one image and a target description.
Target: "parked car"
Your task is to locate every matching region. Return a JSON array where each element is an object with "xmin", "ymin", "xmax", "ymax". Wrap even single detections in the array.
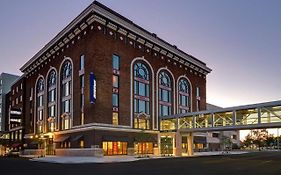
[{"xmin": 4, "ymin": 150, "xmax": 20, "ymax": 157}]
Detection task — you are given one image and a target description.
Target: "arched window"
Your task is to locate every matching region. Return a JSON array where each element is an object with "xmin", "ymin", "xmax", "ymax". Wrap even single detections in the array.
[
  {"xmin": 133, "ymin": 62, "xmax": 151, "ymax": 129},
  {"xmin": 178, "ymin": 78, "xmax": 191, "ymax": 113},
  {"xmin": 60, "ymin": 60, "xmax": 72, "ymax": 130},
  {"xmin": 36, "ymin": 77, "xmax": 45, "ymax": 133},
  {"xmin": 158, "ymin": 71, "xmax": 172, "ymax": 117},
  {"xmin": 47, "ymin": 70, "xmax": 56, "ymax": 132}
]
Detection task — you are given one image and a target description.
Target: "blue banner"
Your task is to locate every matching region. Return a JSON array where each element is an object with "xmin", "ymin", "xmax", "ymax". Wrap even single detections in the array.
[{"xmin": 90, "ymin": 72, "xmax": 96, "ymax": 103}]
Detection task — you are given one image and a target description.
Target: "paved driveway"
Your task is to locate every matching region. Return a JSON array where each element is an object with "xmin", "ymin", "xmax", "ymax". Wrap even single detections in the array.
[{"xmin": 0, "ymin": 152, "xmax": 281, "ymax": 175}]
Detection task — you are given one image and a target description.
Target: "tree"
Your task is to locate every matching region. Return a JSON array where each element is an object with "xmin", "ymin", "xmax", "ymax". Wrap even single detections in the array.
[
  {"xmin": 242, "ymin": 134, "xmax": 254, "ymax": 149},
  {"xmin": 220, "ymin": 135, "xmax": 232, "ymax": 151},
  {"xmin": 252, "ymin": 129, "xmax": 268, "ymax": 151},
  {"xmin": 265, "ymin": 134, "xmax": 275, "ymax": 148}
]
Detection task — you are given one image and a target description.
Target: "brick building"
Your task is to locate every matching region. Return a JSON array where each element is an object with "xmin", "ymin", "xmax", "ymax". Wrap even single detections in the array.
[{"xmin": 19, "ymin": 1, "xmax": 211, "ymax": 156}]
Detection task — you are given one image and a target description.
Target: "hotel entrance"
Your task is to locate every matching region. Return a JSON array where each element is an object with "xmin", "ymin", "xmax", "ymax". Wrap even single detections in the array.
[
  {"xmin": 102, "ymin": 141, "xmax": 128, "ymax": 156},
  {"xmin": 160, "ymin": 136, "xmax": 173, "ymax": 155}
]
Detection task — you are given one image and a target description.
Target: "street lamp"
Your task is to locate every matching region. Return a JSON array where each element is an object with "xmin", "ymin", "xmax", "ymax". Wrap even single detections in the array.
[{"xmin": 277, "ymin": 128, "xmax": 280, "ymax": 150}]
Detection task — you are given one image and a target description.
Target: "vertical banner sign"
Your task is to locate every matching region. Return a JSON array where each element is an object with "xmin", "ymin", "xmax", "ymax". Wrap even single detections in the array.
[{"xmin": 90, "ymin": 72, "xmax": 96, "ymax": 103}]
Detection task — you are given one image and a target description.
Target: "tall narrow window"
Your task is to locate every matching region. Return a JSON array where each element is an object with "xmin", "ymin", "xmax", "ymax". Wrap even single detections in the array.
[
  {"xmin": 159, "ymin": 71, "xmax": 172, "ymax": 117},
  {"xmin": 47, "ymin": 70, "xmax": 56, "ymax": 132},
  {"xmin": 36, "ymin": 78, "xmax": 44, "ymax": 133},
  {"xmin": 61, "ymin": 60, "xmax": 72, "ymax": 130},
  {"xmin": 112, "ymin": 55, "xmax": 120, "ymax": 125},
  {"xmin": 80, "ymin": 75, "xmax": 85, "ymax": 125},
  {"xmin": 80, "ymin": 55, "xmax": 85, "ymax": 71},
  {"xmin": 178, "ymin": 78, "xmax": 191, "ymax": 114},
  {"xmin": 80, "ymin": 54, "xmax": 85, "ymax": 125},
  {"xmin": 133, "ymin": 62, "xmax": 151, "ymax": 129},
  {"xmin": 196, "ymin": 87, "xmax": 200, "ymax": 111}
]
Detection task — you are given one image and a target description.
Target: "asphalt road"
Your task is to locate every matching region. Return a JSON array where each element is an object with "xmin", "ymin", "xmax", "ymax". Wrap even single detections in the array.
[{"xmin": 1, "ymin": 152, "xmax": 281, "ymax": 175}]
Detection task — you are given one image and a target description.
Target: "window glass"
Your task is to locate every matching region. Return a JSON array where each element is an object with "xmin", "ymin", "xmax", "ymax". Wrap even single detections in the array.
[
  {"xmin": 80, "ymin": 55, "xmax": 85, "ymax": 70},
  {"xmin": 112, "ymin": 55, "xmax": 120, "ymax": 70},
  {"xmin": 113, "ymin": 75, "xmax": 119, "ymax": 88},
  {"xmin": 138, "ymin": 82, "xmax": 146, "ymax": 96},
  {"xmin": 112, "ymin": 94, "xmax": 119, "ymax": 107},
  {"xmin": 112, "ymin": 112, "xmax": 118, "ymax": 125}
]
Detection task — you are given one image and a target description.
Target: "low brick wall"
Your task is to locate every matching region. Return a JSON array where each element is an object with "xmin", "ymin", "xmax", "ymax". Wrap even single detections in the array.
[{"xmin": 55, "ymin": 148, "xmax": 103, "ymax": 157}]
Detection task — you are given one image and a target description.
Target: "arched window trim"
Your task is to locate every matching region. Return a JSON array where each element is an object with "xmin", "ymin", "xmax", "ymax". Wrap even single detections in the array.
[
  {"xmin": 177, "ymin": 77, "xmax": 191, "ymax": 113},
  {"xmin": 130, "ymin": 57, "xmax": 155, "ymax": 130},
  {"xmin": 59, "ymin": 58, "xmax": 73, "ymax": 131},
  {"xmin": 35, "ymin": 76, "xmax": 45, "ymax": 134},
  {"xmin": 156, "ymin": 67, "xmax": 176, "ymax": 122},
  {"xmin": 176, "ymin": 75, "xmax": 193, "ymax": 113},
  {"xmin": 133, "ymin": 61, "xmax": 151, "ymax": 130},
  {"xmin": 47, "ymin": 68, "xmax": 57, "ymax": 132}
]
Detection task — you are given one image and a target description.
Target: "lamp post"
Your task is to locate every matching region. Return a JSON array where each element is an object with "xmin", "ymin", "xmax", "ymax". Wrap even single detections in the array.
[{"xmin": 277, "ymin": 128, "xmax": 280, "ymax": 150}]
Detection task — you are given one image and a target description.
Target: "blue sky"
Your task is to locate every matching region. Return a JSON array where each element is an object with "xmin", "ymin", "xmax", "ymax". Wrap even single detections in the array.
[{"xmin": 0, "ymin": 0, "xmax": 281, "ymax": 108}]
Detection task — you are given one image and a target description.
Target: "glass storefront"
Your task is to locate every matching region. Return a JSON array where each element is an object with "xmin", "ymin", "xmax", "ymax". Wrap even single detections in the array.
[
  {"xmin": 134, "ymin": 142, "xmax": 153, "ymax": 154},
  {"xmin": 160, "ymin": 136, "xmax": 173, "ymax": 155},
  {"xmin": 102, "ymin": 141, "xmax": 127, "ymax": 156}
]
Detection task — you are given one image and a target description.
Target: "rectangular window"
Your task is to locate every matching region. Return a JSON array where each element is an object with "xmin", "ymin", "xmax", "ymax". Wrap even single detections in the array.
[
  {"xmin": 49, "ymin": 106, "xmax": 55, "ymax": 117},
  {"xmin": 63, "ymin": 82, "xmax": 70, "ymax": 96},
  {"xmin": 20, "ymin": 95, "xmax": 23, "ymax": 102},
  {"xmin": 113, "ymin": 75, "xmax": 119, "ymax": 88},
  {"xmin": 112, "ymin": 112, "xmax": 119, "ymax": 125},
  {"xmin": 38, "ymin": 110, "xmax": 43, "ymax": 120},
  {"xmin": 196, "ymin": 87, "xmax": 200, "ymax": 97},
  {"xmin": 112, "ymin": 55, "xmax": 120, "ymax": 70},
  {"xmin": 80, "ymin": 93, "xmax": 84, "ymax": 108},
  {"xmin": 80, "ymin": 140, "xmax": 85, "ymax": 148},
  {"xmin": 196, "ymin": 100, "xmax": 200, "ymax": 111},
  {"xmin": 159, "ymin": 105, "xmax": 171, "ymax": 116},
  {"xmin": 81, "ymin": 112, "xmax": 84, "ymax": 125},
  {"xmin": 80, "ymin": 75, "xmax": 85, "ymax": 88},
  {"xmin": 49, "ymin": 89, "xmax": 56, "ymax": 102},
  {"xmin": 63, "ymin": 100, "xmax": 70, "ymax": 113},
  {"xmin": 80, "ymin": 55, "xmax": 85, "ymax": 70},
  {"xmin": 112, "ymin": 94, "xmax": 119, "ymax": 107},
  {"xmin": 64, "ymin": 118, "xmax": 69, "ymax": 130}
]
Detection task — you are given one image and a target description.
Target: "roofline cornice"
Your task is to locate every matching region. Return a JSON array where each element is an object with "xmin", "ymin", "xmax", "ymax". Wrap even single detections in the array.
[{"xmin": 20, "ymin": 1, "xmax": 212, "ymax": 73}]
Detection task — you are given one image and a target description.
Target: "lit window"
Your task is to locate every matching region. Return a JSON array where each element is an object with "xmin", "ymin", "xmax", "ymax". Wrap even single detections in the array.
[
  {"xmin": 80, "ymin": 140, "xmax": 85, "ymax": 148},
  {"xmin": 112, "ymin": 112, "xmax": 118, "ymax": 125},
  {"xmin": 113, "ymin": 75, "xmax": 119, "ymax": 88}
]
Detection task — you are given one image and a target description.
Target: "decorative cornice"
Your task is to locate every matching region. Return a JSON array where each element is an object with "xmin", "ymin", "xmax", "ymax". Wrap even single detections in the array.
[{"xmin": 21, "ymin": 1, "xmax": 212, "ymax": 76}]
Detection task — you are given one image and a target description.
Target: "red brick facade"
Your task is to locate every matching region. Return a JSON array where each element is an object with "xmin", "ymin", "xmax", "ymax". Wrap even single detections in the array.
[{"xmin": 19, "ymin": 1, "xmax": 211, "ymax": 155}]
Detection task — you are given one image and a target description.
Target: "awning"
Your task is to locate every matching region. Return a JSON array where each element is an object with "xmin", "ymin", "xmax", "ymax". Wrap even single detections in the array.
[
  {"xmin": 11, "ymin": 143, "xmax": 22, "ymax": 148},
  {"xmin": 54, "ymin": 136, "xmax": 70, "ymax": 142},
  {"xmin": 102, "ymin": 136, "xmax": 129, "ymax": 142},
  {"xmin": 71, "ymin": 135, "xmax": 83, "ymax": 142},
  {"xmin": 194, "ymin": 136, "xmax": 207, "ymax": 144},
  {"xmin": 30, "ymin": 141, "xmax": 39, "ymax": 145}
]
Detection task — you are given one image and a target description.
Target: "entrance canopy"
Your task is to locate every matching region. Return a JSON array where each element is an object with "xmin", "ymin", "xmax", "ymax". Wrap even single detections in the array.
[{"xmin": 160, "ymin": 100, "xmax": 281, "ymax": 132}]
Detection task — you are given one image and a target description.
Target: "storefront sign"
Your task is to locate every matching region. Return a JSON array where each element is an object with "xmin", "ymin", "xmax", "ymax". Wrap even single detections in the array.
[{"xmin": 90, "ymin": 72, "xmax": 96, "ymax": 103}]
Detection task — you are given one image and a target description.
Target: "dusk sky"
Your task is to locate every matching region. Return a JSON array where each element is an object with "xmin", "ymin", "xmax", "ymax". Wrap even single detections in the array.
[{"xmin": 1, "ymin": 0, "xmax": 281, "ymax": 108}]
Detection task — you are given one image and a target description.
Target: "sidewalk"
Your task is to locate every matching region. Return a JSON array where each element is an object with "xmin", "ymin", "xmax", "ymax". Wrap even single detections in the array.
[
  {"xmin": 30, "ymin": 151, "xmax": 248, "ymax": 164},
  {"xmin": 31, "ymin": 155, "xmax": 155, "ymax": 164}
]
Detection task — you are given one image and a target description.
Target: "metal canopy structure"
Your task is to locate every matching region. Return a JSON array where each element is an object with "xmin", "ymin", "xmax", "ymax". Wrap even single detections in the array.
[{"xmin": 160, "ymin": 100, "xmax": 281, "ymax": 132}]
